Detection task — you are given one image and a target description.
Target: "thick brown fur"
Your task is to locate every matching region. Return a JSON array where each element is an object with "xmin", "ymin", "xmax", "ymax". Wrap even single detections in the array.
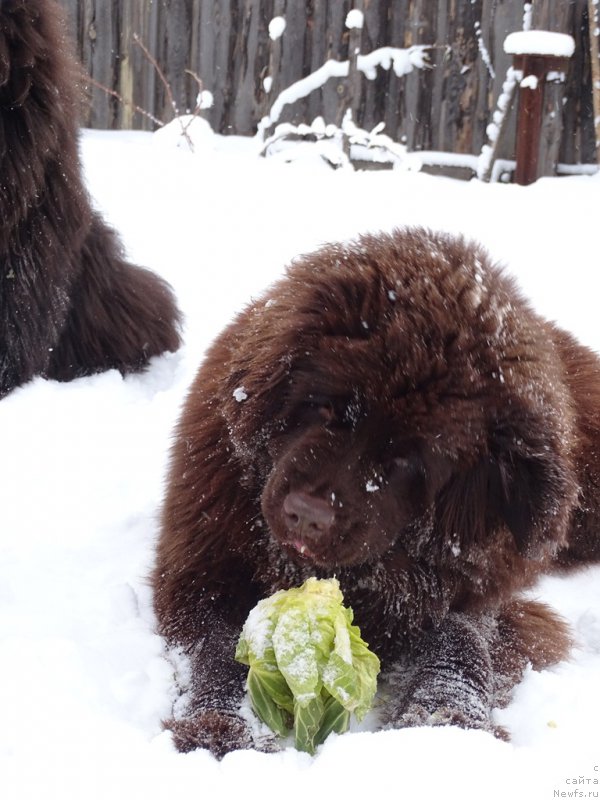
[
  {"xmin": 0, "ymin": 0, "xmax": 181, "ymax": 398},
  {"xmin": 153, "ymin": 226, "xmax": 600, "ymax": 756}
]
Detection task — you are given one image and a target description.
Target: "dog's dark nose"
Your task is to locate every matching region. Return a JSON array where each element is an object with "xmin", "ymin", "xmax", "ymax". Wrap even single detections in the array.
[{"xmin": 283, "ymin": 491, "xmax": 335, "ymax": 540}]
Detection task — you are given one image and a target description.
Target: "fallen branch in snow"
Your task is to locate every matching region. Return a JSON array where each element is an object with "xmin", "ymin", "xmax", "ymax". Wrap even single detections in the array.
[
  {"xmin": 180, "ymin": 69, "xmax": 215, "ymax": 146},
  {"xmin": 260, "ymin": 117, "xmax": 351, "ymax": 169},
  {"xmin": 260, "ymin": 111, "xmax": 409, "ymax": 171}
]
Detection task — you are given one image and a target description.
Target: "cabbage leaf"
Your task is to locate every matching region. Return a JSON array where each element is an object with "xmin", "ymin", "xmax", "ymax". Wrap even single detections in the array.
[{"xmin": 235, "ymin": 577, "xmax": 380, "ymax": 753}]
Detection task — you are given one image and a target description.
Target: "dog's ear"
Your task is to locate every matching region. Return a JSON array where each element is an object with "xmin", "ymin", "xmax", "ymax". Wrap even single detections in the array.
[
  {"xmin": 488, "ymin": 413, "xmax": 577, "ymax": 558},
  {"xmin": 436, "ymin": 456, "xmax": 497, "ymax": 553},
  {"xmin": 436, "ymin": 413, "xmax": 577, "ymax": 560}
]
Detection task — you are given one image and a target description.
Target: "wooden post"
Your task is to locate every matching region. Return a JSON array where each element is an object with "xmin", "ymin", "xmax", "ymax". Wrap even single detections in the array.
[
  {"xmin": 504, "ymin": 31, "xmax": 574, "ymax": 185},
  {"xmin": 335, "ymin": 2, "xmax": 364, "ymax": 131},
  {"xmin": 347, "ymin": 1, "xmax": 364, "ymax": 124},
  {"xmin": 589, "ymin": 0, "xmax": 600, "ymax": 162},
  {"xmin": 264, "ymin": 0, "xmax": 286, "ymax": 117}
]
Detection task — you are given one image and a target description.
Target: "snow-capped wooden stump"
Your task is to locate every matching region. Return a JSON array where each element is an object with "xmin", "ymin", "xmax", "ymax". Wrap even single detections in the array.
[{"xmin": 504, "ymin": 31, "xmax": 575, "ymax": 185}]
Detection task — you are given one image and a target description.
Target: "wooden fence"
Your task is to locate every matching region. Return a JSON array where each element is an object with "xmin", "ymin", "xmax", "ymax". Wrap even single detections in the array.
[{"xmin": 59, "ymin": 0, "xmax": 598, "ymax": 169}]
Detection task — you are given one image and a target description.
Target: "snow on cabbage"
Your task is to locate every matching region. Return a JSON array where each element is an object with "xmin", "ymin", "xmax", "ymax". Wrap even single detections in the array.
[{"xmin": 235, "ymin": 577, "xmax": 380, "ymax": 754}]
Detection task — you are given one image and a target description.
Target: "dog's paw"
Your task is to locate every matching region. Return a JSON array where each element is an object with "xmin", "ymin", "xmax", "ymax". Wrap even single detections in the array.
[
  {"xmin": 394, "ymin": 704, "xmax": 509, "ymax": 740},
  {"xmin": 164, "ymin": 710, "xmax": 278, "ymax": 758}
]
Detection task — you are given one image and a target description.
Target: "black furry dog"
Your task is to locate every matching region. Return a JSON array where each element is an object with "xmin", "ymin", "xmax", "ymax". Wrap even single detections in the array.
[
  {"xmin": 153, "ymin": 227, "xmax": 600, "ymax": 757},
  {"xmin": 0, "ymin": 0, "xmax": 181, "ymax": 398}
]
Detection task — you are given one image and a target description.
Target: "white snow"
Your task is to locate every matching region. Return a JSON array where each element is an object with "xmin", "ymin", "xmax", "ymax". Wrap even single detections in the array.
[
  {"xmin": 240, "ymin": 600, "xmax": 275, "ymax": 660},
  {"xmin": 546, "ymin": 70, "xmax": 566, "ymax": 83},
  {"xmin": 262, "ymin": 114, "xmax": 410, "ymax": 170},
  {"xmin": 268, "ymin": 16, "xmax": 286, "ymax": 41},
  {"xmin": 346, "ymin": 9, "xmax": 364, "ymax": 30},
  {"xmin": 504, "ymin": 31, "xmax": 576, "ymax": 58},
  {"xmin": 520, "ymin": 74, "xmax": 539, "ymax": 90},
  {"xmin": 152, "ymin": 114, "xmax": 215, "ymax": 152},
  {"xmin": 358, "ymin": 45, "xmax": 429, "ymax": 78},
  {"xmin": 474, "ymin": 20, "xmax": 495, "ymax": 80},
  {"xmin": 233, "ymin": 386, "xmax": 248, "ymax": 402},
  {"xmin": 196, "ymin": 89, "xmax": 214, "ymax": 110},
  {"xmin": 1, "ymin": 126, "xmax": 600, "ymax": 800}
]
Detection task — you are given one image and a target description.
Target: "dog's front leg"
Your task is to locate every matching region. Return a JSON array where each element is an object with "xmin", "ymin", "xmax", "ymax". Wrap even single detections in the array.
[
  {"xmin": 161, "ymin": 601, "xmax": 277, "ymax": 758},
  {"xmin": 383, "ymin": 611, "xmax": 506, "ymax": 738}
]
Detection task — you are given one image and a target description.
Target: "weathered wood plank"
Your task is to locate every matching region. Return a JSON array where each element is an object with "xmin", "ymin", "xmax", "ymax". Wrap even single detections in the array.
[
  {"xmin": 561, "ymin": 1, "xmax": 597, "ymax": 164},
  {"xmin": 530, "ymin": 0, "xmax": 572, "ymax": 176},
  {"xmin": 53, "ymin": 0, "xmax": 596, "ymax": 168}
]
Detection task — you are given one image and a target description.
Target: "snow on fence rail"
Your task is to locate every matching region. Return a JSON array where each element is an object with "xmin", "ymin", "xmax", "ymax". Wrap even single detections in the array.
[{"xmin": 60, "ymin": 0, "xmax": 598, "ymax": 171}]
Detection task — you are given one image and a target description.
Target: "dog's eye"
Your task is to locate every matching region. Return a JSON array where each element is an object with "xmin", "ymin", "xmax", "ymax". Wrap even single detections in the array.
[
  {"xmin": 390, "ymin": 454, "xmax": 424, "ymax": 481},
  {"xmin": 301, "ymin": 396, "xmax": 336, "ymax": 425},
  {"xmin": 312, "ymin": 400, "xmax": 335, "ymax": 422}
]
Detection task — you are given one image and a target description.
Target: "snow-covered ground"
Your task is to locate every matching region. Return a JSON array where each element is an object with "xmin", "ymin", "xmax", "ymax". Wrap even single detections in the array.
[{"xmin": 2, "ymin": 128, "xmax": 600, "ymax": 800}]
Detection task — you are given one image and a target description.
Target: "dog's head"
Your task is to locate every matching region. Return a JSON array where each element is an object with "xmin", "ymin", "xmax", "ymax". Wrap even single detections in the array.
[{"xmin": 222, "ymin": 229, "xmax": 578, "ymax": 572}]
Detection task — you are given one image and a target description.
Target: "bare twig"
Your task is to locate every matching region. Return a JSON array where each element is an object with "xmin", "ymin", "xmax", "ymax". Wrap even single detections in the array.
[
  {"xmin": 179, "ymin": 69, "xmax": 206, "ymax": 140},
  {"xmin": 86, "ymin": 75, "xmax": 166, "ymax": 128},
  {"xmin": 185, "ymin": 68, "xmax": 204, "ymax": 94},
  {"xmin": 88, "ymin": 34, "xmax": 210, "ymax": 152},
  {"xmin": 132, "ymin": 33, "xmax": 208, "ymax": 151},
  {"xmin": 132, "ymin": 32, "xmax": 179, "ymax": 117}
]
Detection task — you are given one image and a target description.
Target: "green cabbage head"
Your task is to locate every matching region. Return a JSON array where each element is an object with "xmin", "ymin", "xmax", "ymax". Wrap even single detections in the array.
[{"xmin": 235, "ymin": 577, "xmax": 380, "ymax": 754}]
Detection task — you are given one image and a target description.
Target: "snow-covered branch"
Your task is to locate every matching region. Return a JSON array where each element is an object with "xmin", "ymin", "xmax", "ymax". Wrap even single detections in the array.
[{"xmin": 257, "ymin": 45, "xmax": 430, "ymax": 140}]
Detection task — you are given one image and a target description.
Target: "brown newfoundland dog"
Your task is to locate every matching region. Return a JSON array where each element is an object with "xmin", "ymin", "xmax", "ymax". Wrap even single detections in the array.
[
  {"xmin": 0, "ymin": 0, "xmax": 180, "ymax": 398},
  {"xmin": 153, "ymin": 227, "xmax": 600, "ymax": 757}
]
